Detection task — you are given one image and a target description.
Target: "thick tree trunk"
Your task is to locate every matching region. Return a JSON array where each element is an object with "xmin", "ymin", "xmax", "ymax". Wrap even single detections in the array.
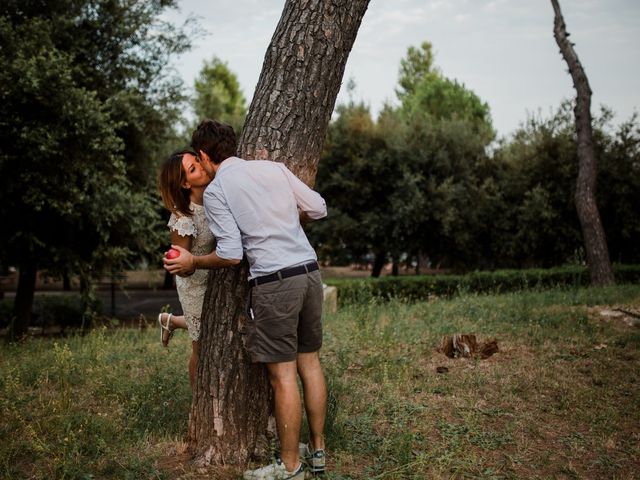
[
  {"xmin": 189, "ymin": 0, "xmax": 370, "ymax": 466},
  {"xmin": 12, "ymin": 263, "xmax": 37, "ymax": 339},
  {"xmin": 551, "ymin": 0, "xmax": 614, "ymax": 285}
]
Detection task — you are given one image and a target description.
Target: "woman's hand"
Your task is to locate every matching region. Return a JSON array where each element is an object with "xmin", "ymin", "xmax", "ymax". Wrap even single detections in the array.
[{"xmin": 163, "ymin": 245, "xmax": 196, "ymax": 277}]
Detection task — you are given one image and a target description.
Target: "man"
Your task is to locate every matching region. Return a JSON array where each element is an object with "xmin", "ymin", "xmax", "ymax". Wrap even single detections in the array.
[{"xmin": 164, "ymin": 120, "xmax": 328, "ymax": 480}]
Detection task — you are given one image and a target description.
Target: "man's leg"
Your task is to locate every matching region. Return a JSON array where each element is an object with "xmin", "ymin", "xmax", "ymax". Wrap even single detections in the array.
[
  {"xmin": 297, "ymin": 351, "xmax": 327, "ymax": 450},
  {"xmin": 266, "ymin": 360, "xmax": 302, "ymax": 472}
]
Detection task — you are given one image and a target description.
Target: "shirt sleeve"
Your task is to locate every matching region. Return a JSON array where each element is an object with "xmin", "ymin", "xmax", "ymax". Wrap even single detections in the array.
[
  {"xmin": 278, "ymin": 163, "xmax": 327, "ymax": 220},
  {"xmin": 203, "ymin": 184, "xmax": 244, "ymax": 261}
]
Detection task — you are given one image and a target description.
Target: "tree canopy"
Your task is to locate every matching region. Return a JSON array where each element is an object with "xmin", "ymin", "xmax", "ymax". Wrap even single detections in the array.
[
  {"xmin": 0, "ymin": 0, "xmax": 191, "ymax": 334},
  {"xmin": 193, "ymin": 56, "xmax": 247, "ymax": 134}
]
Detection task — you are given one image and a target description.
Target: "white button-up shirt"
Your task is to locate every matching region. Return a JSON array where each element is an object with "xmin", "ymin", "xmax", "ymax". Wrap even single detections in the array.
[{"xmin": 203, "ymin": 157, "xmax": 327, "ymax": 279}]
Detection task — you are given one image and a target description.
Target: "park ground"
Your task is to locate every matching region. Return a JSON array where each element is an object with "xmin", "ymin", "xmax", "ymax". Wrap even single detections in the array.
[{"xmin": 1, "ymin": 284, "xmax": 639, "ymax": 479}]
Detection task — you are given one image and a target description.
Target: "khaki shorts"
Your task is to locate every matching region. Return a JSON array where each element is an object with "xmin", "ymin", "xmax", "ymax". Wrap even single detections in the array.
[{"xmin": 245, "ymin": 270, "xmax": 323, "ymax": 363}]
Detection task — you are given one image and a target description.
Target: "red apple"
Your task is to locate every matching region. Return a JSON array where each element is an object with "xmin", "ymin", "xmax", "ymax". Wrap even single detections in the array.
[{"xmin": 166, "ymin": 248, "xmax": 180, "ymax": 259}]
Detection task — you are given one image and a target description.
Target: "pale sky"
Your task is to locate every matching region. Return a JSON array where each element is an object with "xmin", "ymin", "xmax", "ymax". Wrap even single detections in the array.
[{"xmin": 163, "ymin": 0, "xmax": 640, "ymax": 138}]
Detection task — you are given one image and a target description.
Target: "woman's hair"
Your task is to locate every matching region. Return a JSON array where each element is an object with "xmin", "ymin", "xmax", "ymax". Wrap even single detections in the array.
[
  {"xmin": 191, "ymin": 119, "xmax": 237, "ymax": 164},
  {"xmin": 158, "ymin": 149, "xmax": 197, "ymax": 217}
]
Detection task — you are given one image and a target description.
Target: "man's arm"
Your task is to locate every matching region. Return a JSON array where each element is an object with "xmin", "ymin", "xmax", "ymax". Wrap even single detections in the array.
[
  {"xmin": 281, "ymin": 164, "xmax": 327, "ymax": 220},
  {"xmin": 163, "ymin": 245, "xmax": 241, "ymax": 276}
]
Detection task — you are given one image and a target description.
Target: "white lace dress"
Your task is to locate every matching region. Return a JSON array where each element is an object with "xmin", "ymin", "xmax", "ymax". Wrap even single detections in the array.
[{"xmin": 167, "ymin": 203, "xmax": 215, "ymax": 341}]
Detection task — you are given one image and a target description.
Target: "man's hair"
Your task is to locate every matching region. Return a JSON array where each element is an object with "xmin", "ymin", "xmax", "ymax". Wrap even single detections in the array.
[
  {"xmin": 158, "ymin": 149, "xmax": 197, "ymax": 217},
  {"xmin": 191, "ymin": 120, "xmax": 237, "ymax": 164}
]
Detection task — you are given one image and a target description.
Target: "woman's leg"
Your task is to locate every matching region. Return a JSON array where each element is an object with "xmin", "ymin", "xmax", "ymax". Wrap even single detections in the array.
[
  {"xmin": 159, "ymin": 312, "xmax": 188, "ymax": 330},
  {"xmin": 158, "ymin": 312, "xmax": 187, "ymax": 347},
  {"xmin": 189, "ymin": 341, "xmax": 199, "ymax": 391}
]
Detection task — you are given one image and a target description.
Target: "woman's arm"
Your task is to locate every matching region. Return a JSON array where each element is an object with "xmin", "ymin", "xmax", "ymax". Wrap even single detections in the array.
[
  {"xmin": 163, "ymin": 246, "xmax": 241, "ymax": 276},
  {"xmin": 170, "ymin": 229, "xmax": 193, "ymax": 252}
]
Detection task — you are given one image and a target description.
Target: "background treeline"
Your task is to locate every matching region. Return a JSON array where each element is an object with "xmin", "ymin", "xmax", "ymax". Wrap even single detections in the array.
[{"xmin": 309, "ymin": 43, "xmax": 640, "ymax": 275}]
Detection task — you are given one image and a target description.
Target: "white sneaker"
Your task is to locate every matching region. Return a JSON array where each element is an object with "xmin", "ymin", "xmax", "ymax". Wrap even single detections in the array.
[
  {"xmin": 298, "ymin": 443, "xmax": 326, "ymax": 474},
  {"xmin": 243, "ymin": 458, "xmax": 305, "ymax": 480}
]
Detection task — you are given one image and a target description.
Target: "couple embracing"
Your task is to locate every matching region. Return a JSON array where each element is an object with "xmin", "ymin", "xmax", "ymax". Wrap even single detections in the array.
[{"xmin": 157, "ymin": 120, "xmax": 327, "ymax": 480}]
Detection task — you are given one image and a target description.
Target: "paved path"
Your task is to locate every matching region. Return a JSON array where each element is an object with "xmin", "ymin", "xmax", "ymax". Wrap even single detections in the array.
[
  {"xmin": 97, "ymin": 289, "xmax": 182, "ymax": 320},
  {"xmin": 4, "ymin": 288, "xmax": 182, "ymax": 321},
  {"xmin": 5, "ymin": 285, "xmax": 336, "ymax": 323}
]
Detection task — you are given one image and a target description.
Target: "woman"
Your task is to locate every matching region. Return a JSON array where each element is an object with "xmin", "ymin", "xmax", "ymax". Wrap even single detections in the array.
[{"xmin": 157, "ymin": 149, "xmax": 215, "ymax": 390}]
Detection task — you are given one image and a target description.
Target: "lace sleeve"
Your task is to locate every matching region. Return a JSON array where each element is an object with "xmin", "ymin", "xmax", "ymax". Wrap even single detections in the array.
[{"xmin": 168, "ymin": 214, "xmax": 197, "ymax": 237}]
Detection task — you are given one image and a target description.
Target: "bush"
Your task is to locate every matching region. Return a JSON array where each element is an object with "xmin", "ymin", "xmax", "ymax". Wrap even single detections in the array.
[
  {"xmin": 33, "ymin": 294, "xmax": 92, "ymax": 331},
  {"xmin": 0, "ymin": 295, "xmax": 97, "ymax": 332},
  {"xmin": 0, "ymin": 299, "xmax": 13, "ymax": 329},
  {"xmin": 0, "ymin": 294, "xmax": 100, "ymax": 331},
  {"xmin": 325, "ymin": 265, "xmax": 640, "ymax": 306}
]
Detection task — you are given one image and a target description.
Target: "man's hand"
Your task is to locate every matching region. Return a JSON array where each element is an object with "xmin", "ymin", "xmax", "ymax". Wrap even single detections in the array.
[
  {"xmin": 163, "ymin": 245, "xmax": 196, "ymax": 277},
  {"xmin": 299, "ymin": 208, "xmax": 313, "ymax": 226}
]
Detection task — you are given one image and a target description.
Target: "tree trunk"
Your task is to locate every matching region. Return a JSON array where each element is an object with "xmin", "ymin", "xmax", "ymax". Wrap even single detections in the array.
[
  {"xmin": 162, "ymin": 270, "xmax": 173, "ymax": 290},
  {"xmin": 189, "ymin": 0, "xmax": 370, "ymax": 466},
  {"xmin": 551, "ymin": 0, "xmax": 614, "ymax": 285},
  {"xmin": 12, "ymin": 263, "xmax": 37, "ymax": 339},
  {"xmin": 371, "ymin": 251, "xmax": 386, "ymax": 278}
]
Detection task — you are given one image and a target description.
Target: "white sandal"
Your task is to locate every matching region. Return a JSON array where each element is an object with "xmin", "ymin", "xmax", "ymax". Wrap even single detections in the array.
[{"xmin": 158, "ymin": 312, "xmax": 174, "ymax": 347}]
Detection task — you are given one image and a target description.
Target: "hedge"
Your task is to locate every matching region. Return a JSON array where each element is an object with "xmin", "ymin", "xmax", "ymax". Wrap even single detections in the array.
[
  {"xmin": 0, "ymin": 294, "xmax": 93, "ymax": 331},
  {"xmin": 324, "ymin": 265, "xmax": 640, "ymax": 306}
]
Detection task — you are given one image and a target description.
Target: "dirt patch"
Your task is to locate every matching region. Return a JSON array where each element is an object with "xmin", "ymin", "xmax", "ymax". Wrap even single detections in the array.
[
  {"xmin": 156, "ymin": 441, "xmax": 240, "ymax": 480},
  {"xmin": 590, "ymin": 305, "xmax": 640, "ymax": 329}
]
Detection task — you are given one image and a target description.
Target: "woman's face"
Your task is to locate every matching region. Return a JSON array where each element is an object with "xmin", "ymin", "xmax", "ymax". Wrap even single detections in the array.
[{"xmin": 181, "ymin": 153, "xmax": 212, "ymax": 189}]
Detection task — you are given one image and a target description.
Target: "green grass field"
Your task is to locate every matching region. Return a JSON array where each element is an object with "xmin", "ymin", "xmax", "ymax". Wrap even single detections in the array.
[{"xmin": 1, "ymin": 285, "xmax": 639, "ymax": 479}]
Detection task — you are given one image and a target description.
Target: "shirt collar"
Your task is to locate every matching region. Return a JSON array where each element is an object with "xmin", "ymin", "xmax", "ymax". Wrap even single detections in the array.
[{"xmin": 217, "ymin": 156, "xmax": 244, "ymax": 174}]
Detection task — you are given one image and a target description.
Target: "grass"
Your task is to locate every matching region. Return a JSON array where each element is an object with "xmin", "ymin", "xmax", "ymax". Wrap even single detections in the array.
[{"xmin": 1, "ymin": 284, "xmax": 639, "ymax": 479}]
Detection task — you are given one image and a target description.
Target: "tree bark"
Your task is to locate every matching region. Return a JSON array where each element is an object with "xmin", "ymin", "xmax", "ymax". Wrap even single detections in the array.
[
  {"xmin": 12, "ymin": 263, "xmax": 37, "ymax": 340},
  {"xmin": 551, "ymin": 0, "xmax": 614, "ymax": 285},
  {"xmin": 189, "ymin": 0, "xmax": 370, "ymax": 466}
]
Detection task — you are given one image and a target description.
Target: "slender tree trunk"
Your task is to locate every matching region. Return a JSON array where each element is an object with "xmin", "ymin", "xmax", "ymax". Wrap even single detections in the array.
[
  {"xmin": 371, "ymin": 251, "xmax": 386, "ymax": 278},
  {"xmin": 391, "ymin": 260, "xmax": 399, "ymax": 276},
  {"xmin": 189, "ymin": 0, "xmax": 370, "ymax": 466},
  {"xmin": 162, "ymin": 270, "xmax": 173, "ymax": 290},
  {"xmin": 551, "ymin": 0, "xmax": 614, "ymax": 285},
  {"xmin": 12, "ymin": 263, "xmax": 37, "ymax": 339}
]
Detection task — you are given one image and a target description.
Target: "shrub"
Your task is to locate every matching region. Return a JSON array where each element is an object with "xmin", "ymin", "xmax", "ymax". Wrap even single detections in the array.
[
  {"xmin": 34, "ymin": 294, "xmax": 93, "ymax": 331},
  {"xmin": 325, "ymin": 265, "xmax": 640, "ymax": 306},
  {"xmin": 0, "ymin": 299, "xmax": 13, "ymax": 329}
]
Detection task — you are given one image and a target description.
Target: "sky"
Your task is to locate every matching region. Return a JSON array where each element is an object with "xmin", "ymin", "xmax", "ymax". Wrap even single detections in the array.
[{"xmin": 163, "ymin": 0, "xmax": 640, "ymax": 138}]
